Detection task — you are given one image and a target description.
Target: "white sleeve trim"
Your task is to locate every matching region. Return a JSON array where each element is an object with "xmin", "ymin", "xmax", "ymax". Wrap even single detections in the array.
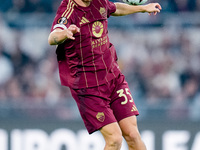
[{"xmin": 53, "ymin": 24, "xmax": 67, "ymax": 30}]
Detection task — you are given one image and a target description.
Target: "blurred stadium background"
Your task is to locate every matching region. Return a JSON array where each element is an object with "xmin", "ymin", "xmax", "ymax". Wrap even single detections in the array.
[{"xmin": 0, "ymin": 0, "xmax": 200, "ymax": 150}]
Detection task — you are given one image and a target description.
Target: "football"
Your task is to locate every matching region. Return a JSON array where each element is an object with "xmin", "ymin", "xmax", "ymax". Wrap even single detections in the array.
[{"xmin": 123, "ymin": 0, "xmax": 148, "ymax": 5}]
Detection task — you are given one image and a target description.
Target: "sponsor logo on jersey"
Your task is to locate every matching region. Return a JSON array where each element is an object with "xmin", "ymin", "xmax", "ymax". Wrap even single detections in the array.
[
  {"xmin": 92, "ymin": 21, "xmax": 104, "ymax": 38},
  {"xmin": 79, "ymin": 17, "xmax": 89, "ymax": 25}
]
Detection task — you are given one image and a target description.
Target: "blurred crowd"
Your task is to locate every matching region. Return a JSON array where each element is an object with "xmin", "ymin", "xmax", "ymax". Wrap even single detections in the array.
[
  {"xmin": 0, "ymin": 14, "xmax": 76, "ymax": 119},
  {"xmin": 109, "ymin": 26, "xmax": 200, "ymax": 120},
  {"xmin": 0, "ymin": 0, "xmax": 200, "ymax": 13},
  {"xmin": 0, "ymin": 0, "xmax": 200, "ymax": 120}
]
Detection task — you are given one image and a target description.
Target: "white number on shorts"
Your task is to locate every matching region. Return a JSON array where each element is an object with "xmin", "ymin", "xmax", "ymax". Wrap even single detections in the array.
[
  {"xmin": 117, "ymin": 88, "xmax": 133, "ymax": 105},
  {"xmin": 125, "ymin": 88, "xmax": 133, "ymax": 102}
]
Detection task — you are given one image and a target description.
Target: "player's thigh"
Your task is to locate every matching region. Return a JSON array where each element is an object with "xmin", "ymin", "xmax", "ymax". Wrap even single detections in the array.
[
  {"xmin": 100, "ymin": 122, "xmax": 123, "ymax": 143},
  {"xmin": 110, "ymin": 75, "xmax": 139, "ymax": 122},
  {"xmin": 118, "ymin": 116, "xmax": 140, "ymax": 139},
  {"xmin": 70, "ymin": 87, "xmax": 117, "ymax": 134}
]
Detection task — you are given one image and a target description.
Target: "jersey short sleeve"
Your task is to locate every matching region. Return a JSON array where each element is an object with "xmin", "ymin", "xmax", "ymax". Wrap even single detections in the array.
[
  {"xmin": 50, "ymin": 0, "xmax": 71, "ymax": 32},
  {"xmin": 106, "ymin": 0, "xmax": 116, "ymax": 18}
]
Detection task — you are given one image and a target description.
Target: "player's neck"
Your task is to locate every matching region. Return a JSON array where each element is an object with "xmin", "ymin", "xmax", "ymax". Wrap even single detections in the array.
[{"xmin": 74, "ymin": 0, "xmax": 91, "ymax": 7}]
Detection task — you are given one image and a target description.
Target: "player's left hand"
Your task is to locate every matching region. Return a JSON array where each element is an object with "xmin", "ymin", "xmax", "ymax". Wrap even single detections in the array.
[{"xmin": 144, "ymin": 3, "xmax": 162, "ymax": 15}]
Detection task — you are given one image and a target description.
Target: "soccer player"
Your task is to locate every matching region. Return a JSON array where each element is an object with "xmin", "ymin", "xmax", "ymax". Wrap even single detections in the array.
[{"xmin": 48, "ymin": 0, "xmax": 161, "ymax": 150}]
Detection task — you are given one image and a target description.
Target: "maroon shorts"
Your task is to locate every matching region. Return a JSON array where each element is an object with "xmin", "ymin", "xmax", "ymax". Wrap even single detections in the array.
[{"xmin": 70, "ymin": 74, "xmax": 139, "ymax": 134}]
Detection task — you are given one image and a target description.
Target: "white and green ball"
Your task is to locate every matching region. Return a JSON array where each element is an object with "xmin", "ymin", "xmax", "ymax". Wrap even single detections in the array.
[{"xmin": 123, "ymin": 0, "xmax": 148, "ymax": 5}]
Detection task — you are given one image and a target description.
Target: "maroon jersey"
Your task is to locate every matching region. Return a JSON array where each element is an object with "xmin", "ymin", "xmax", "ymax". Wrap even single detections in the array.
[{"xmin": 51, "ymin": 0, "xmax": 121, "ymax": 89}]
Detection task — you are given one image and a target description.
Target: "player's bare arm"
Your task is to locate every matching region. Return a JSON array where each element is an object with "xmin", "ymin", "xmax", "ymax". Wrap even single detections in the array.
[
  {"xmin": 48, "ymin": 25, "xmax": 80, "ymax": 45},
  {"xmin": 112, "ymin": 2, "xmax": 162, "ymax": 16}
]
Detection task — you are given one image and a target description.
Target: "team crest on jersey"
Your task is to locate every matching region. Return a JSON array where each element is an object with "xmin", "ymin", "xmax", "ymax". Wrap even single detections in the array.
[
  {"xmin": 99, "ymin": 7, "xmax": 107, "ymax": 18},
  {"xmin": 92, "ymin": 21, "xmax": 104, "ymax": 38},
  {"xmin": 57, "ymin": 17, "xmax": 68, "ymax": 25},
  {"xmin": 96, "ymin": 112, "xmax": 105, "ymax": 122}
]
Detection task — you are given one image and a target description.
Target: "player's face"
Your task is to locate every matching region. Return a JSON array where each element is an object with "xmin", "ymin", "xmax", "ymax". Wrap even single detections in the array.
[{"xmin": 76, "ymin": 0, "xmax": 92, "ymax": 7}]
